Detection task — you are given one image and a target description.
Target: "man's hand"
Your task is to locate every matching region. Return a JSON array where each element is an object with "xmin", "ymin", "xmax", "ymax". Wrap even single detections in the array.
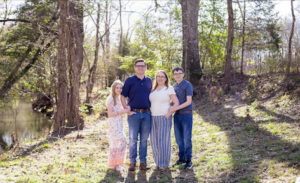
[
  {"xmin": 128, "ymin": 111, "xmax": 137, "ymax": 116},
  {"xmin": 163, "ymin": 113, "xmax": 172, "ymax": 119},
  {"xmin": 169, "ymin": 106, "xmax": 177, "ymax": 113}
]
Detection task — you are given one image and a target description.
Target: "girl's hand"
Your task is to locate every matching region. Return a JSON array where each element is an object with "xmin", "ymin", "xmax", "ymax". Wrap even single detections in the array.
[
  {"xmin": 123, "ymin": 106, "xmax": 131, "ymax": 113},
  {"xmin": 163, "ymin": 113, "xmax": 172, "ymax": 119}
]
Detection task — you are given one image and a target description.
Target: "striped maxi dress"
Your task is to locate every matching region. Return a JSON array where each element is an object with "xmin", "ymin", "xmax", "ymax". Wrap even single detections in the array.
[{"xmin": 150, "ymin": 115, "xmax": 172, "ymax": 167}]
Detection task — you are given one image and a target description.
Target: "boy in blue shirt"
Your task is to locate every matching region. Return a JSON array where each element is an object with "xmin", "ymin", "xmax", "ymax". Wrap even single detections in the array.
[{"xmin": 169, "ymin": 67, "xmax": 194, "ymax": 169}]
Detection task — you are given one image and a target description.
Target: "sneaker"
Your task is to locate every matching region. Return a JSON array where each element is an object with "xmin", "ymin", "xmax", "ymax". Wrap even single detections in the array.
[
  {"xmin": 128, "ymin": 163, "xmax": 136, "ymax": 171},
  {"xmin": 184, "ymin": 161, "xmax": 193, "ymax": 169},
  {"xmin": 172, "ymin": 159, "xmax": 186, "ymax": 167},
  {"xmin": 116, "ymin": 166, "xmax": 122, "ymax": 172}
]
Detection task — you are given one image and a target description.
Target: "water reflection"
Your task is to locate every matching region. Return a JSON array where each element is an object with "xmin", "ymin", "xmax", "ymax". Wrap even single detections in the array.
[{"xmin": 0, "ymin": 100, "xmax": 52, "ymax": 154}]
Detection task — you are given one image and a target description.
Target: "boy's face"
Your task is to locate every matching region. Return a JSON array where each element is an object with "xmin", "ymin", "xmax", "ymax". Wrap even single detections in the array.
[{"xmin": 172, "ymin": 70, "xmax": 184, "ymax": 82}]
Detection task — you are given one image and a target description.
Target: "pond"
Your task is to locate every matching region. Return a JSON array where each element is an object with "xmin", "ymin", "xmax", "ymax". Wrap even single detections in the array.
[{"xmin": 0, "ymin": 100, "xmax": 52, "ymax": 154}]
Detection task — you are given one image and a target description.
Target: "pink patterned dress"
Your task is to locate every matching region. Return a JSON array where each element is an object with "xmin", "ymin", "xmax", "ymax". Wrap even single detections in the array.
[{"xmin": 106, "ymin": 96, "xmax": 127, "ymax": 167}]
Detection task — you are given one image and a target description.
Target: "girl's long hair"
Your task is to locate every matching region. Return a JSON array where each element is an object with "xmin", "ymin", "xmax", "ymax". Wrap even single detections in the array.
[
  {"xmin": 110, "ymin": 80, "xmax": 123, "ymax": 106},
  {"xmin": 152, "ymin": 70, "xmax": 169, "ymax": 92}
]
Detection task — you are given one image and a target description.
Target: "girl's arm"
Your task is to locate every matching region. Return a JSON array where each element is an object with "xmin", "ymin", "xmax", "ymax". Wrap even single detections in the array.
[{"xmin": 107, "ymin": 102, "xmax": 131, "ymax": 118}]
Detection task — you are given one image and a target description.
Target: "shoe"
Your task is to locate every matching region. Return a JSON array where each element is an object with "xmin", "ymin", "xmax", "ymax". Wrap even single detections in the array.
[
  {"xmin": 128, "ymin": 163, "xmax": 136, "ymax": 171},
  {"xmin": 184, "ymin": 161, "xmax": 193, "ymax": 169},
  {"xmin": 139, "ymin": 162, "xmax": 150, "ymax": 171},
  {"xmin": 116, "ymin": 166, "xmax": 122, "ymax": 172},
  {"xmin": 172, "ymin": 159, "xmax": 186, "ymax": 167}
]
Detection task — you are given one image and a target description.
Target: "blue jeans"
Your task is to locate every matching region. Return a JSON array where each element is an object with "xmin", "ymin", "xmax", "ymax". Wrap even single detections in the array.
[
  {"xmin": 174, "ymin": 113, "xmax": 193, "ymax": 161},
  {"xmin": 127, "ymin": 111, "xmax": 151, "ymax": 163}
]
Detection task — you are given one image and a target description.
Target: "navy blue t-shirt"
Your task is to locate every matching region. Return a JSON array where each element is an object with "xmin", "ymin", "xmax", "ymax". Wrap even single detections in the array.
[
  {"xmin": 121, "ymin": 75, "xmax": 152, "ymax": 109},
  {"xmin": 173, "ymin": 79, "xmax": 193, "ymax": 111}
]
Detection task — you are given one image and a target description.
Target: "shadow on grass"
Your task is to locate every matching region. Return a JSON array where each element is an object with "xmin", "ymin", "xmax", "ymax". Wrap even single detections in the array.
[
  {"xmin": 99, "ymin": 169, "xmax": 124, "ymax": 183},
  {"xmin": 195, "ymin": 93, "xmax": 300, "ymax": 182},
  {"xmin": 149, "ymin": 168, "xmax": 172, "ymax": 183}
]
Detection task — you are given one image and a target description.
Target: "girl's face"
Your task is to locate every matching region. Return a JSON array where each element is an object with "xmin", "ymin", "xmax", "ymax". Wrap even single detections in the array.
[
  {"xmin": 156, "ymin": 72, "xmax": 167, "ymax": 86},
  {"xmin": 115, "ymin": 84, "xmax": 123, "ymax": 95}
]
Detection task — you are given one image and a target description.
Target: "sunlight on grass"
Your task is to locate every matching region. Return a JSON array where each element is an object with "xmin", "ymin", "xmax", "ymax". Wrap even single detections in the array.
[
  {"xmin": 193, "ymin": 113, "xmax": 234, "ymax": 180},
  {"xmin": 259, "ymin": 122, "xmax": 300, "ymax": 143}
]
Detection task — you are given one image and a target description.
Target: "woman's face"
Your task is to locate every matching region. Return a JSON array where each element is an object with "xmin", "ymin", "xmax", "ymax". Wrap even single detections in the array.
[
  {"xmin": 115, "ymin": 84, "xmax": 123, "ymax": 95},
  {"xmin": 156, "ymin": 72, "xmax": 167, "ymax": 86}
]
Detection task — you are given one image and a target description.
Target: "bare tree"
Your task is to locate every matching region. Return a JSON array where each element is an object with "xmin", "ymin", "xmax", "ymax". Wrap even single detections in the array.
[
  {"xmin": 223, "ymin": 0, "xmax": 234, "ymax": 92},
  {"xmin": 286, "ymin": 0, "xmax": 295, "ymax": 77},
  {"xmin": 237, "ymin": 0, "xmax": 246, "ymax": 75},
  {"xmin": 86, "ymin": 3, "xmax": 101, "ymax": 104}
]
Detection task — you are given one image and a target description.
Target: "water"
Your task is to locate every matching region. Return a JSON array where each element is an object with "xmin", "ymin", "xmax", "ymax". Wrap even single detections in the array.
[{"xmin": 0, "ymin": 100, "xmax": 52, "ymax": 154}]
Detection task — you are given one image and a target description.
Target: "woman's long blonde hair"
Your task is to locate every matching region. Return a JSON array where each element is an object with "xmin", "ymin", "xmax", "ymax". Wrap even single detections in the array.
[{"xmin": 110, "ymin": 80, "xmax": 123, "ymax": 106}]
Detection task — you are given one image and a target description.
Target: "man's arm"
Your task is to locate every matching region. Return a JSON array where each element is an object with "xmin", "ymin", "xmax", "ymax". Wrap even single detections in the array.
[{"xmin": 121, "ymin": 95, "xmax": 128, "ymax": 109}]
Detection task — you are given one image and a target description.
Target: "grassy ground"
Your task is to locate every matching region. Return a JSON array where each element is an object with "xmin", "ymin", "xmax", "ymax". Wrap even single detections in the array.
[{"xmin": 1, "ymin": 74, "xmax": 300, "ymax": 182}]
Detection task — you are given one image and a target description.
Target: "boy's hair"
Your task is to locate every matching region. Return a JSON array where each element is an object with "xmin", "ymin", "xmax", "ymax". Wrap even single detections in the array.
[
  {"xmin": 172, "ymin": 67, "xmax": 184, "ymax": 74},
  {"xmin": 134, "ymin": 59, "xmax": 146, "ymax": 66}
]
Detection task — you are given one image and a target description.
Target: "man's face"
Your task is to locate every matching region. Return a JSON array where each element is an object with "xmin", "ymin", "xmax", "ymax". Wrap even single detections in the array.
[
  {"xmin": 172, "ymin": 70, "xmax": 184, "ymax": 82},
  {"xmin": 134, "ymin": 62, "xmax": 147, "ymax": 75}
]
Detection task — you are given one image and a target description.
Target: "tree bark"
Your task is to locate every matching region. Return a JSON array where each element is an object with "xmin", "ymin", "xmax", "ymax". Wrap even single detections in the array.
[
  {"xmin": 54, "ymin": 0, "xmax": 68, "ymax": 132},
  {"xmin": 179, "ymin": 0, "xmax": 202, "ymax": 85},
  {"xmin": 286, "ymin": 0, "xmax": 295, "ymax": 77},
  {"xmin": 67, "ymin": 1, "xmax": 84, "ymax": 129},
  {"xmin": 223, "ymin": 0, "xmax": 234, "ymax": 92}
]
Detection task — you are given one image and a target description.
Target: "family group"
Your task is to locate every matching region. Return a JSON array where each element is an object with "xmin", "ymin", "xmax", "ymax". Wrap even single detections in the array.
[{"xmin": 105, "ymin": 59, "xmax": 194, "ymax": 172}]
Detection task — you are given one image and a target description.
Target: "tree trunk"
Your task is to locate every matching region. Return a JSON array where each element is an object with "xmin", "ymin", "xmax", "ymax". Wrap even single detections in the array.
[
  {"xmin": 54, "ymin": 0, "xmax": 68, "ymax": 132},
  {"xmin": 86, "ymin": 3, "xmax": 101, "ymax": 104},
  {"xmin": 67, "ymin": 1, "xmax": 84, "ymax": 129},
  {"xmin": 179, "ymin": 0, "xmax": 202, "ymax": 85},
  {"xmin": 223, "ymin": 0, "xmax": 234, "ymax": 92},
  {"xmin": 286, "ymin": 0, "xmax": 295, "ymax": 77}
]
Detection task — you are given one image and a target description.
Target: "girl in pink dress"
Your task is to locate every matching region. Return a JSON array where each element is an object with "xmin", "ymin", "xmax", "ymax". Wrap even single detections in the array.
[{"xmin": 106, "ymin": 80, "xmax": 130, "ymax": 171}]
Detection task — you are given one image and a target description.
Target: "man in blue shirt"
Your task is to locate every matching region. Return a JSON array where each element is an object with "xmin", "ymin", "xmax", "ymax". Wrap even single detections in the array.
[
  {"xmin": 169, "ymin": 66, "xmax": 194, "ymax": 169},
  {"xmin": 121, "ymin": 59, "xmax": 152, "ymax": 171}
]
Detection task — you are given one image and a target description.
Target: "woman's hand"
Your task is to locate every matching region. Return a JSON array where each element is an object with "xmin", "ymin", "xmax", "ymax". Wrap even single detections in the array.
[
  {"xmin": 163, "ymin": 113, "xmax": 172, "ymax": 119},
  {"xmin": 168, "ymin": 106, "xmax": 177, "ymax": 113}
]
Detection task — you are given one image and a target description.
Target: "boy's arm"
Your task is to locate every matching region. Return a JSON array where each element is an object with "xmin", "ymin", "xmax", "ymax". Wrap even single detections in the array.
[{"xmin": 170, "ymin": 96, "xmax": 192, "ymax": 112}]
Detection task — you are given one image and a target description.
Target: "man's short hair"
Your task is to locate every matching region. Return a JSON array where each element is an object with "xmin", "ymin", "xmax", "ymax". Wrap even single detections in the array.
[
  {"xmin": 135, "ymin": 59, "xmax": 146, "ymax": 66},
  {"xmin": 172, "ymin": 67, "xmax": 184, "ymax": 74}
]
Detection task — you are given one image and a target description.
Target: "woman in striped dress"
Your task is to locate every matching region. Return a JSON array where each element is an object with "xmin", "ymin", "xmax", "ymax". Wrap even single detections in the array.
[
  {"xmin": 106, "ymin": 80, "xmax": 130, "ymax": 171},
  {"xmin": 149, "ymin": 70, "xmax": 179, "ymax": 170}
]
